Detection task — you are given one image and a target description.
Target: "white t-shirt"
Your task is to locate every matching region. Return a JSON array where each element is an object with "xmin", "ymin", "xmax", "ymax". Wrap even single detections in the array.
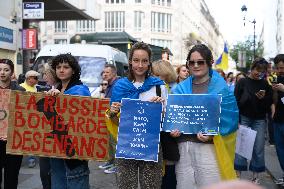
[{"xmin": 132, "ymin": 81, "xmax": 167, "ymax": 107}]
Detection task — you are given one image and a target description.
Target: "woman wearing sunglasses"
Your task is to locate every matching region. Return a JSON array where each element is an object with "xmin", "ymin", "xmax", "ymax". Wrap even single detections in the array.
[
  {"xmin": 170, "ymin": 44, "xmax": 239, "ymax": 189},
  {"xmin": 91, "ymin": 80, "xmax": 108, "ymax": 98},
  {"xmin": 0, "ymin": 59, "xmax": 25, "ymax": 189},
  {"xmin": 234, "ymin": 58, "xmax": 273, "ymax": 184}
]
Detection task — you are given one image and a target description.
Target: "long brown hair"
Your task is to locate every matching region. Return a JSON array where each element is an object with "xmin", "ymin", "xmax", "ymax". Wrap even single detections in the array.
[{"xmin": 127, "ymin": 42, "xmax": 152, "ymax": 81}]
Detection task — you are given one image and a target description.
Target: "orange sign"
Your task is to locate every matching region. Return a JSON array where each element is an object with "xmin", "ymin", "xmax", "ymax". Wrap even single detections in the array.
[
  {"xmin": 6, "ymin": 91, "xmax": 110, "ymax": 161},
  {"xmin": 0, "ymin": 89, "xmax": 11, "ymax": 140}
]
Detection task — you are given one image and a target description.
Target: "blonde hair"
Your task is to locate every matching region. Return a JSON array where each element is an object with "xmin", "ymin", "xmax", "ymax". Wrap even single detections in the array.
[
  {"xmin": 43, "ymin": 63, "xmax": 59, "ymax": 84},
  {"xmin": 152, "ymin": 60, "xmax": 177, "ymax": 84}
]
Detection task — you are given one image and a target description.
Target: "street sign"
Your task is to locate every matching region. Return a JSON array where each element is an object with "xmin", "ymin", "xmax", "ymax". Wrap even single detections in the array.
[
  {"xmin": 23, "ymin": 2, "xmax": 44, "ymax": 19},
  {"xmin": 22, "ymin": 29, "xmax": 37, "ymax": 50},
  {"xmin": 0, "ymin": 26, "xmax": 13, "ymax": 44}
]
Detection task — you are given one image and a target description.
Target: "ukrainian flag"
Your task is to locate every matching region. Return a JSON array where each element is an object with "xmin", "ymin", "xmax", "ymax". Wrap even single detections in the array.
[{"xmin": 215, "ymin": 43, "xmax": 229, "ymax": 71}]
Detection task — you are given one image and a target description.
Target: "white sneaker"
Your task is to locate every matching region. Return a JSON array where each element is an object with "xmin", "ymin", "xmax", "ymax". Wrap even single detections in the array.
[
  {"xmin": 251, "ymin": 178, "xmax": 260, "ymax": 185},
  {"xmin": 104, "ymin": 166, "xmax": 117, "ymax": 174},
  {"xmin": 98, "ymin": 162, "xmax": 114, "ymax": 169},
  {"xmin": 274, "ymin": 177, "xmax": 284, "ymax": 185}
]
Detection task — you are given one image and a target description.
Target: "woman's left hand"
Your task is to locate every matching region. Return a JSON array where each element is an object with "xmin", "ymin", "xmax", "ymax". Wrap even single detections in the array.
[
  {"xmin": 150, "ymin": 96, "xmax": 165, "ymax": 103},
  {"xmin": 197, "ymin": 132, "xmax": 213, "ymax": 142}
]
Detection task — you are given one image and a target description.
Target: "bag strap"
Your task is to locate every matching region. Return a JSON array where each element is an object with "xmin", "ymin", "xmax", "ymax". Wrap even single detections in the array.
[{"xmin": 156, "ymin": 85, "xmax": 161, "ymax": 97}]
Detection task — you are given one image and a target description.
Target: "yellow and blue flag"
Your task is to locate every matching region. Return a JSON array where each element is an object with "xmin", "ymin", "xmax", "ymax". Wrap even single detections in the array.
[{"xmin": 215, "ymin": 43, "xmax": 229, "ymax": 71}]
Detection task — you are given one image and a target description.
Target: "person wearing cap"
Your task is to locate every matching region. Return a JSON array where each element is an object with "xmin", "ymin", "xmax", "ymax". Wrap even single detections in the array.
[
  {"xmin": 234, "ymin": 58, "xmax": 273, "ymax": 184},
  {"xmin": 20, "ymin": 70, "xmax": 40, "ymax": 92},
  {"xmin": 20, "ymin": 70, "xmax": 40, "ymax": 168}
]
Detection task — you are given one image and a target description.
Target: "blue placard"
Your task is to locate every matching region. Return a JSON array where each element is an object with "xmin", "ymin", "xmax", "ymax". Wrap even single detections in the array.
[
  {"xmin": 115, "ymin": 98, "xmax": 162, "ymax": 162},
  {"xmin": 0, "ymin": 26, "xmax": 13, "ymax": 44},
  {"xmin": 163, "ymin": 94, "xmax": 222, "ymax": 135}
]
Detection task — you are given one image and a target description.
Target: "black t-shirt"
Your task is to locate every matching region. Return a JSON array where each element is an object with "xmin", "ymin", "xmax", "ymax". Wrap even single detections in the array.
[
  {"xmin": 234, "ymin": 77, "xmax": 273, "ymax": 119},
  {"xmin": 274, "ymin": 76, "xmax": 284, "ymax": 123}
]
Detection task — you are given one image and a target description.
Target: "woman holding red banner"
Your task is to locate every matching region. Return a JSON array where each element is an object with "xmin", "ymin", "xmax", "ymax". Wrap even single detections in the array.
[
  {"xmin": 107, "ymin": 42, "xmax": 166, "ymax": 188},
  {"xmin": 47, "ymin": 54, "xmax": 91, "ymax": 189},
  {"xmin": 0, "ymin": 58, "xmax": 25, "ymax": 189},
  {"xmin": 170, "ymin": 44, "xmax": 239, "ymax": 189}
]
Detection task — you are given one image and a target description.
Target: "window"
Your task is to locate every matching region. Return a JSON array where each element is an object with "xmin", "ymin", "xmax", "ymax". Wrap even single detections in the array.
[
  {"xmin": 151, "ymin": 0, "xmax": 170, "ymax": 6},
  {"xmin": 134, "ymin": 11, "xmax": 143, "ymax": 31},
  {"xmin": 151, "ymin": 39, "xmax": 172, "ymax": 49},
  {"xmin": 106, "ymin": 0, "xmax": 124, "ymax": 3},
  {"xmin": 151, "ymin": 12, "xmax": 171, "ymax": 33},
  {"xmin": 54, "ymin": 39, "xmax": 67, "ymax": 44},
  {"xmin": 54, "ymin": 21, "xmax": 67, "ymax": 33},
  {"xmin": 76, "ymin": 20, "xmax": 96, "ymax": 32},
  {"xmin": 167, "ymin": 0, "xmax": 171, "ymax": 6},
  {"xmin": 105, "ymin": 11, "xmax": 125, "ymax": 31}
]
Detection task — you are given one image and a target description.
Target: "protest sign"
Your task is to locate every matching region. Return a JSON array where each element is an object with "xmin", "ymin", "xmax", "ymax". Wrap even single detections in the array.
[
  {"xmin": 163, "ymin": 94, "xmax": 221, "ymax": 135},
  {"xmin": 6, "ymin": 90, "xmax": 110, "ymax": 161},
  {"xmin": 115, "ymin": 98, "xmax": 162, "ymax": 162},
  {"xmin": 0, "ymin": 89, "xmax": 11, "ymax": 140},
  {"xmin": 235, "ymin": 125, "xmax": 257, "ymax": 160}
]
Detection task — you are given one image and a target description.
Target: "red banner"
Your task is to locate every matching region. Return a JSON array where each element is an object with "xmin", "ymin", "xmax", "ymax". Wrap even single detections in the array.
[
  {"xmin": 7, "ymin": 91, "xmax": 110, "ymax": 161},
  {"xmin": 22, "ymin": 29, "xmax": 37, "ymax": 49}
]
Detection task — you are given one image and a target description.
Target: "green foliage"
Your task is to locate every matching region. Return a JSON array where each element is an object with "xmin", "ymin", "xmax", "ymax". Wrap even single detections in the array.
[{"xmin": 229, "ymin": 36, "xmax": 264, "ymax": 72}]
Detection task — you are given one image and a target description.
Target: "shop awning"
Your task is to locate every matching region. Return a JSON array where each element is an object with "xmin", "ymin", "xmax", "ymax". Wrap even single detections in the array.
[{"xmin": 23, "ymin": 0, "xmax": 97, "ymax": 20}]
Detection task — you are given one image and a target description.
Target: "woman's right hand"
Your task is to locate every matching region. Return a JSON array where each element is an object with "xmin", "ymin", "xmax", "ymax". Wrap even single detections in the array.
[
  {"xmin": 110, "ymin": 102, "xmax": 122, "ymax": 114},
  {"xmin": 170, "ymin": 129, "xmax": 181, "ymax": 138},
  {"xmin": 46, "ymin": 89, "xmax": 61, "ymax": 96}
]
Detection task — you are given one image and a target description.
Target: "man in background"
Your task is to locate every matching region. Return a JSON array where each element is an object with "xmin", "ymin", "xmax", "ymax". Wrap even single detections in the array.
[{"xmin": 99, "ymin": 64, "xmax": 119, "ymax": 174}]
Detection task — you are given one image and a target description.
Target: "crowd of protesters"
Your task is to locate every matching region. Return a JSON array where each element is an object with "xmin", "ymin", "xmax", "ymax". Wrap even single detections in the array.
[{"xmin": 1, "ymin": 41, "xmax": 284, "ymax": 189}]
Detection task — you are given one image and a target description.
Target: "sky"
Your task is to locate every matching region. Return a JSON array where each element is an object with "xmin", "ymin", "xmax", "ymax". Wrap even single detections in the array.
[{"xmin": 204, "ymin": 0, "xmax": 265, "ymax": 46}]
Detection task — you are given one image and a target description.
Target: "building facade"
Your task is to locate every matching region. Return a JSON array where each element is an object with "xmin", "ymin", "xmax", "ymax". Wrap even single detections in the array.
[
  {"xmin": 40, "ymin": 0, "xmax": 224, "ymax": 65},
  {"xmin": 0, "ymin": 0, "xmax": 23, "ymax": 75}
]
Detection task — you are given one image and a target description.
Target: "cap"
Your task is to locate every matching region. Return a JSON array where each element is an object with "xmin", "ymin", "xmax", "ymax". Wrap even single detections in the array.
[{"xmin": 25, "ymin": 70, "xmax": 40, "ymax": 78}]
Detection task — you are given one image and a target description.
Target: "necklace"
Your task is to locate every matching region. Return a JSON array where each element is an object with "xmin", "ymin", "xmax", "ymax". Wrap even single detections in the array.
[{"xmin": 192, "ymin": 77, "xmax": 211, "ymax": 85}]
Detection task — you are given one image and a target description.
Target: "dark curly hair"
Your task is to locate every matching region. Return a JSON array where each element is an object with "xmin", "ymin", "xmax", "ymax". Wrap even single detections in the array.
[
  {"xmin": 127, "ymin": 42, "xmax": 152, "ymax": 81},
  {"xmin": 51, "ymin": 53, "xmax": 81, "ymax": 81},
  {"xmin": 186, "ymin": 44, "xmax": 213, "ymax": 69}
]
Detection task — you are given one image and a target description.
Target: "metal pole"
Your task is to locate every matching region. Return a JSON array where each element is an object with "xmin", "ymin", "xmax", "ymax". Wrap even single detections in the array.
[{"xmin": 253, "ymin": 19, "xmax": 256, "ymax": 59}]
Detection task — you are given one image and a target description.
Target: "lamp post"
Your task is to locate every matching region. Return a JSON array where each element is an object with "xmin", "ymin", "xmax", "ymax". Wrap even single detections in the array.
[{"xmin": 241, "ymin": 5, "xmax": 256, "ymax": 60}]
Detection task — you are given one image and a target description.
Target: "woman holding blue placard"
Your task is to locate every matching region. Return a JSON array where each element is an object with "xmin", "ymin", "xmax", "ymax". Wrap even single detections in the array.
[
  {"xmin": 107, "ymin": 42, "xmax": 167, "ymax": 189},
  {"xmin": 170, "ymin": 44, "xmax": 239, "ymax": 189}
]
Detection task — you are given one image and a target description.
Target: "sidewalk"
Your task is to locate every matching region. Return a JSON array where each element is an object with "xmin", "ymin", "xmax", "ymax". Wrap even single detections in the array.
[
  {"xmin": 18, "ymin": 160, "xmax": 117, "ymax": 189},
  {"xmin": 16, "ymin": 145, "xmax": 281, "ymax": 189},
  {"xmin": 265, "ymin": 145, "xmax": 283, "ymax": 181}
]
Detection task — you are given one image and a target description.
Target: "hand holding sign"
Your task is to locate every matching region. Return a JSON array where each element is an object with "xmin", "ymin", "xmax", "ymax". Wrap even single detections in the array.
[
  {"xmin": 115, "ymin": 98, "xmax": 162, "ymax": 162},
  {"xmin": 163, "ymin": 94, "xmax": 222, "ymax": 135}
]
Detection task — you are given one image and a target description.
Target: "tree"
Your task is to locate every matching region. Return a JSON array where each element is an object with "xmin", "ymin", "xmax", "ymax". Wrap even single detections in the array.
[{"xmin": 229, "ymin": 36, "xmax": 264, "ymax": 72}]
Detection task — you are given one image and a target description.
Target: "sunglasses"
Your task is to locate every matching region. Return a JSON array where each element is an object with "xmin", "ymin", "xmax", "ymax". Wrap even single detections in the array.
[
  {"xmin": 100, "ymin": 83, "xmax": 108, "ymax": 86},
  {"xmin": 187, "ymin": 60, "xmax": 207, "ymax": 67}
]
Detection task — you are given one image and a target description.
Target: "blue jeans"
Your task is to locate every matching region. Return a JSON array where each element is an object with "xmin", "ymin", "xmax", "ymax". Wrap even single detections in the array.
[
  {"xmin": 274, "ymin": 122, "xmax": 284, "ymax": 171},
  {"xmin": 234, "ymin": 115, "xmax": 266, "ymax": 172},
  {"xmin": 40, "ymin": 157, "xmax": 51, "ymax": 189},
  {"xmin": 50, "ymin": 158, "xmax": 90, "ymax": 189}
]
